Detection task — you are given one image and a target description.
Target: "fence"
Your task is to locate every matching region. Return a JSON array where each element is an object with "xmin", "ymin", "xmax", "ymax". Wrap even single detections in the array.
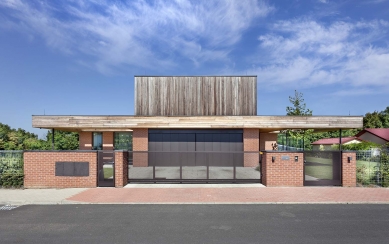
[
  {"xmin": 0, "ymin": 150, "xmax": 24, "ymax": 187},
  {"xmin": 356, "ymin": 149, "xmax": 389, "ymax": 187}
]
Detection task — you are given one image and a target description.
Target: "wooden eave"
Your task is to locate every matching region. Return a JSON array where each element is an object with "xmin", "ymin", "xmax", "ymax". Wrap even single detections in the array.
[{"xmin": 32, "ymin": 115, "xmax": 363, "ymax": 132}]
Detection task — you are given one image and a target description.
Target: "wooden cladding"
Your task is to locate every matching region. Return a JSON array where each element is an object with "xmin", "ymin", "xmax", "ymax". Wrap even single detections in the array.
[
  {"xmin": 135, "ymin": 76, "xmax": 257, "ymax": 116},
  {"xmin": 32, "ymin": 115, "xmax": 364, "ymax": 131}
]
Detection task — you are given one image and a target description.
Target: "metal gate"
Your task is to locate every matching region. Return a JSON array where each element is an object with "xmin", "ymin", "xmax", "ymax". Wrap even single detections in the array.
[
  {"xmin": 97, "ymin": 151, "xmax": 115, "ymax": 187},
  {"xmin": 304, "ymin": 151, "xmax": 341, "ymax": 186}
]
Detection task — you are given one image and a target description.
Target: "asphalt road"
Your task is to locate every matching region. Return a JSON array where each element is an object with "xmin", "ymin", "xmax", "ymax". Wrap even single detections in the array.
[{"xmin": 0, "ymin": 204, "xmax": 388, "ymax": 244}]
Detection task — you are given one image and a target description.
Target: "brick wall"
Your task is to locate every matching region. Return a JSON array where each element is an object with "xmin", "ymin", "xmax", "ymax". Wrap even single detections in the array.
[
  {"xmin": 133, "ymin": 129, "xmax": 148, "ymax": 167},
  {"xmin": 260, "ymin": 133, "xmax": 277, "ymax": 151},
  {"xmin": 79, "ymin": 132, "xmax": 92, "ymax": 150},
  {"xmin": 243, "ymin": 129, "xmax": 259, "ymax": 167},
  {"xmin": 342, "ymin": 152, "xmax": 356, "ymax": 187},
  {"xmin": 262, "ymin": 152, "xmax": 304, "ymax": 187},
  {"xmin": 103, "ymin": 132, "xmax": 114, "ymax": 150},
  {"xmin": 114, "ymin": 151, "xmax": 128, "ymax": 188},
  {"xmin": 24, "ymin": 151, "xmax": 97, "ymax": 188}
]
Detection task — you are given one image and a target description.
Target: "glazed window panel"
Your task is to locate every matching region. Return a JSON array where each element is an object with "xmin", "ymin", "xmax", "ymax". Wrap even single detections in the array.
[{"xmin": 114, "ymin": 132, "xmax": 133, "ymax": 151}]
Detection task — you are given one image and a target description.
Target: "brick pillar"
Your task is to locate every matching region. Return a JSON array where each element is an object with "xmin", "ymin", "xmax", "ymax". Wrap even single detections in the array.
[
  {"xmin": 103, "ymin": 132, "xmax": 114, "ymax": 150},
  {"xmin": 243, "ymin": 129, "xmax": 259, "ymax": 167},
  {"xmin": 259, "ymin": 132, "xmax": 277, "ymax": 151},
  {"xmin": 262, "ymin": 152, "xmax": 304, "ymax": 187},
  {"xmin": 342, "ymin": 152, "xmax": 356, "ymax": 187},
  {"xmin": 115, "ymin": 151, "xmax": 128, "ymax": 187},
  {"xmin": 133, "ymin": 129, "xmax": 148, "ymax": 167},
  {"xmin": 79, "ymin": 132, "xmax": 92, "ymax": 150}
]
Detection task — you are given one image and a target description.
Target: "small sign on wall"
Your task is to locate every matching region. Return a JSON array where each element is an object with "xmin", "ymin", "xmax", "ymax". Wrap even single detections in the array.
[{"xmin": 281, "ymin": 156, "xmax": 290, "ymax": 160}]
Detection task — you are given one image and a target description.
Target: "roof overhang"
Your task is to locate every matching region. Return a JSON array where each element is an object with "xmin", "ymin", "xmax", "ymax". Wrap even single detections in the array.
[{"xmin": 32, "ymin": 115, "xmax": 363, "ymax": 133}]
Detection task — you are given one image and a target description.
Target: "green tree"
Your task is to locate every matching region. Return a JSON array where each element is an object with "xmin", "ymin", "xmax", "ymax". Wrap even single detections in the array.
[
  {"xmin": 286, "ymin": 90, "xmax": 312, "ymax": 116},
  {"xmin": 45, "ymin": 130, "xmax": 79, "ymax": 150},
  {"xmin": 284, "ymin": 90, "xmax": 312, "ymax": 150},
  {"xmin": 364, "ymin": 111, "xmax": 383, "ymax": 128}
]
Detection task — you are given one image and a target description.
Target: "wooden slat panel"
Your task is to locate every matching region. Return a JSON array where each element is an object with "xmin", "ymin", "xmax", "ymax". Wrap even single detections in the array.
[{"xmin": 134, "ymin": 76, "xmax": 257, "ymax": 116}]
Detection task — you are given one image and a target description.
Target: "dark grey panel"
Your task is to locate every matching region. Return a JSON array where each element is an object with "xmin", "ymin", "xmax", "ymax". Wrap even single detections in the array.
[
  {"xmin": 63, "ymin": 163, "xmax": 74, "ymax": 176},
  {"xmin": 74, "ymin": 162, "xmax": 89, "ymax": 176},
  {"xmin": 55, "ymin": 162, "xmax": 89, "ymax": 177}
]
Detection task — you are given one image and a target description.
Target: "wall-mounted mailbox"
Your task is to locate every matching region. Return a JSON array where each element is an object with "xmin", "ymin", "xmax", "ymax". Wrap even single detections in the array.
[
  {"xmin": 348, "ymin": 156, "xmax": 352, "ymax": 163},
  {"xmin": 272, "ymin": 156, "xmax": 276, "ymax": 162},
  {"xmin": 294, "ymin": 156, "xmax": 299, "ymax": 162}
]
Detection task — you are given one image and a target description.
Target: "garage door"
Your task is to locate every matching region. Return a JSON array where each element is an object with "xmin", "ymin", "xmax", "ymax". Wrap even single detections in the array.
[{"xmin": 148, "ymin": 129, "xmax": 243, "ymax": 167}]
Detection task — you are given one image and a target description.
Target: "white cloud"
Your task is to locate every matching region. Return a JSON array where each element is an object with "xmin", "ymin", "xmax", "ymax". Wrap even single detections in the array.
[
  {"xmin": 249, "ymin": 18, "xmax": 389, "ymax": 93},
  {"xmin": 0, "ymin": 0, "xmax": 273, "ymax": 74}
]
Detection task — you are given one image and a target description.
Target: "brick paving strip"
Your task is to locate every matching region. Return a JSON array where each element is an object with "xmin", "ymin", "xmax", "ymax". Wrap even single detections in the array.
[{"xmin": 66, "ymin": 187, "xmax": 389, "ymax": 204}]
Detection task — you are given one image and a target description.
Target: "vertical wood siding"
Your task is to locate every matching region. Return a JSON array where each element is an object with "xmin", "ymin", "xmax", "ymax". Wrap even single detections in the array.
[{"xmin": 135, "ymin": 76, "xmax": 257, "ymax": 116}]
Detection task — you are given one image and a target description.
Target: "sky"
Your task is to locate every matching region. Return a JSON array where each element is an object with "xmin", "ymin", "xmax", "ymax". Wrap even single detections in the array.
[{"xmin": 0, "ymin": 0, "xmax": 389, "ymax": 137}]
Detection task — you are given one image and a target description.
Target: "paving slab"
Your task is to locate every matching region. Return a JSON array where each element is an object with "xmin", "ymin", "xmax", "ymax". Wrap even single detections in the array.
[
  {"xmin": 0, "ymin": 188, "xmax": 88, "ymax": 205},
  {"xmin": 67, "ymin": 186, "xmax": 389, "ymax": 204}
]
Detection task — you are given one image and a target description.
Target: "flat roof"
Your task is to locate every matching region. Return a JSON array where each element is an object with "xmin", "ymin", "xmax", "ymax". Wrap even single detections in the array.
[{"xmin": 32, "ymin": 115, "xmax": 363, "ymax": 132}]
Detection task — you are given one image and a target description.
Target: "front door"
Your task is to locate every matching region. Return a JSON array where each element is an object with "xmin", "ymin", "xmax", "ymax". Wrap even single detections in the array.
[{"xmin": 97, "ymin": 151, "xmax": 115, "ymax": 187}]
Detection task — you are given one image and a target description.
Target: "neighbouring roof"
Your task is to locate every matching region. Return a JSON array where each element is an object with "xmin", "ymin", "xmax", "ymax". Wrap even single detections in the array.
[
  {"xmin": 356, "ymin": 128, "xmax": 389, "ymax": 142},
  {"xmin": 311, "ymin": 137, "xmax": 361, "ymax": 145}
]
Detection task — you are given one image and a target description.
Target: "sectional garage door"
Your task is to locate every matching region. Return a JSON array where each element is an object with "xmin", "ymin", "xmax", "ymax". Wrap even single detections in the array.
[{"xmin": 148, "ymin": 129, "xmax": 243, "ymax": 167}]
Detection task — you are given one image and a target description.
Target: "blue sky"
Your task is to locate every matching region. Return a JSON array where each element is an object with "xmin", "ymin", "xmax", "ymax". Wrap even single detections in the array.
[{"xmin": 0, "ymin": 0, "xmax": 389, "ymax": 137}]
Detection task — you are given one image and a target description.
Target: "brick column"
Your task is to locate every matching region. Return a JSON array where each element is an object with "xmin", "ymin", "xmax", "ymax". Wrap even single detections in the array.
[
  {"xmin": 243, "ymin": 129, "xmax": 259, "ymax": 167},
  {"xmin": 262, "ymin": 152, "xmax": 304, "ymax": 187},
  {"xmin": 103, "ymin": 132, "xmax": 114, "ymax": 150},
  {"xmin": 114, "ymin": 151, "xmax": 128, "ymax": 187},
  {"xmin": 79, "ymin": 132, "xmax": 92, "ymax": 150},
  {"xmin": 133, "ymin": 128, "xmax": 148, "ymax": 167},
  {"xmin": 342, "ymin": 152, "xmax": 356, "ymax": 187}
]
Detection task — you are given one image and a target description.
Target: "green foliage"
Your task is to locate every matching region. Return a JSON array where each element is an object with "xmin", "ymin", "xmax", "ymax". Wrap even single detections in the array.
[
  {"xmin": 45, "ymin": 130, "xmax": 79, "ymax": 150},
  {"xmin": 286, "ymin": 90, "xmax": 312, "ymax": 116},
  {"xmin": 380, "ymin": 143, "xmax": 389, "ymax": 187},
  {"xmin": 363, "ymin": 106, "xmax": 389, "ymax": 128},
  {"xmin": 0, "ymin": 170, "xmax": 24, "ymax": 187},
  {"xmin": 0, "ymin": 122, "xmax": 79, "ymax": 150},
  {"xmin": 0, "ymin": 151, "xmax": 24, "ymax": 187},
  {"xmin": 341, "ymin": 141, "xmax": 380, "ymax": 151}
]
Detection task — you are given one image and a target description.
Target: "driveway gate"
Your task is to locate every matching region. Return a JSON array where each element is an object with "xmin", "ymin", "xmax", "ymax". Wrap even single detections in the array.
[{"xmin": 304, "ymin": 151, "xmax": 342, "ymax": 186}]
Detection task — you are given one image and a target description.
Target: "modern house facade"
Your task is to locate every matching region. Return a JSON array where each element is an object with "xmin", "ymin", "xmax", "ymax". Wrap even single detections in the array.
[{"xmin": 26, "ymin": 76, "xmax": 363, "ymax": 188}]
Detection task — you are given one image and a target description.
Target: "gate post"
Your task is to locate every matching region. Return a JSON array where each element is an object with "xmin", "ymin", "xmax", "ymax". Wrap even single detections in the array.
[
  {"xmin": 342, "ymin": 151, "xmax": 356, "ymax": 187},
  {"xmin": 114, "ymin": 151, "xmax": 128, "ymax": 188}
]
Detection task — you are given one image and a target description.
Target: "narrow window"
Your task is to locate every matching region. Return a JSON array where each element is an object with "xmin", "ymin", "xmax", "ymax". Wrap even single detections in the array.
[{"xmin": 93, "ymin": 132, "xmax": 102, "ymax": 150}]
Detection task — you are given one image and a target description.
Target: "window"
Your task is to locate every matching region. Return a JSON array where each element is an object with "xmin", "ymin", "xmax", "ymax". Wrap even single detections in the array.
[
  {"xmin": 114, "ymin": 132, "xmax": 132, "ymax": 151},
  {"xmin": 93, "ymin": 132, "xmax": 102, "ymax": 150}
]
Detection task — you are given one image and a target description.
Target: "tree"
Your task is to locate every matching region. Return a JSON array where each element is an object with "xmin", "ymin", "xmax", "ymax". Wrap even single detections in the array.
[
  {"xmin": 364, "ymin": 111, "xmax": 383, "ymax": 128},
  {"xmin": 286, "ymin": 90, "xmax": 312, "ymax": 116},
  {"xmin": 284, "ymin": 90, "xmax": 312, "ymax": 150}
]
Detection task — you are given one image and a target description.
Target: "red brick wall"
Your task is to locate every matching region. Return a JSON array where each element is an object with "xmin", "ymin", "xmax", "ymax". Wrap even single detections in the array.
[
  {"xmin": 79, "ymin": 132, "xmax": 92, "ymax": 150},
  {"xmin": 24, "ymin": 151, "xmax": 97, "ymax": 188},
  {"xmin": 133, "ymin": 129, "xmax": 148, "ymax": 167},
  {"xmin": 114, "ymin": 151, "xmax": 128, "ymax": 188},
  {"xmin": 342, "ymin": 152, "xmax": 356, "ymax": 187},
  {"xmin": 243, "ymin": 129, "xmax": 259, "ymax": 167},
  {"xmin": 260, "ymin": 133, "xmax": 277, "ymax": 151},
  {"xmin": 262, "ymin": 152, "xmax": 304, "ymax": 187},
  {"xmin": 103, "ymin": 132, "xmax": 114, "ymax": 150}
]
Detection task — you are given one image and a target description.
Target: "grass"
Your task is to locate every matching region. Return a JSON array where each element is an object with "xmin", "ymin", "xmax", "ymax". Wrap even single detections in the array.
[{"xmin": 103, "ymin": 167, "xmax": 113, "ymax": 179}]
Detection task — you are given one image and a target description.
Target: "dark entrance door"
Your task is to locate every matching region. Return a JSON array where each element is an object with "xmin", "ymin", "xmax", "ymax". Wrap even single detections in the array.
[
  {"xmin": 97, "ymin": 151, "xmax": 115, "ymax": 187},
  {"xmin": 303, "ymin": 151, "xmax": 342, "ymax": 186}
]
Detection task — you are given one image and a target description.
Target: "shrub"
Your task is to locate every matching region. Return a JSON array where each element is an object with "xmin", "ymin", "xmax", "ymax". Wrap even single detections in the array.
[{"xmin": 0, "ymin": 169, "xmax": 24, "ymax": 187}]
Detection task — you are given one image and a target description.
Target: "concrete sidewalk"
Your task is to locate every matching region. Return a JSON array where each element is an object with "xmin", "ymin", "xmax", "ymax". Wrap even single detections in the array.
[{"xmin": 1, "ymin": 185, "xmax": 389, "ymax": 205}]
